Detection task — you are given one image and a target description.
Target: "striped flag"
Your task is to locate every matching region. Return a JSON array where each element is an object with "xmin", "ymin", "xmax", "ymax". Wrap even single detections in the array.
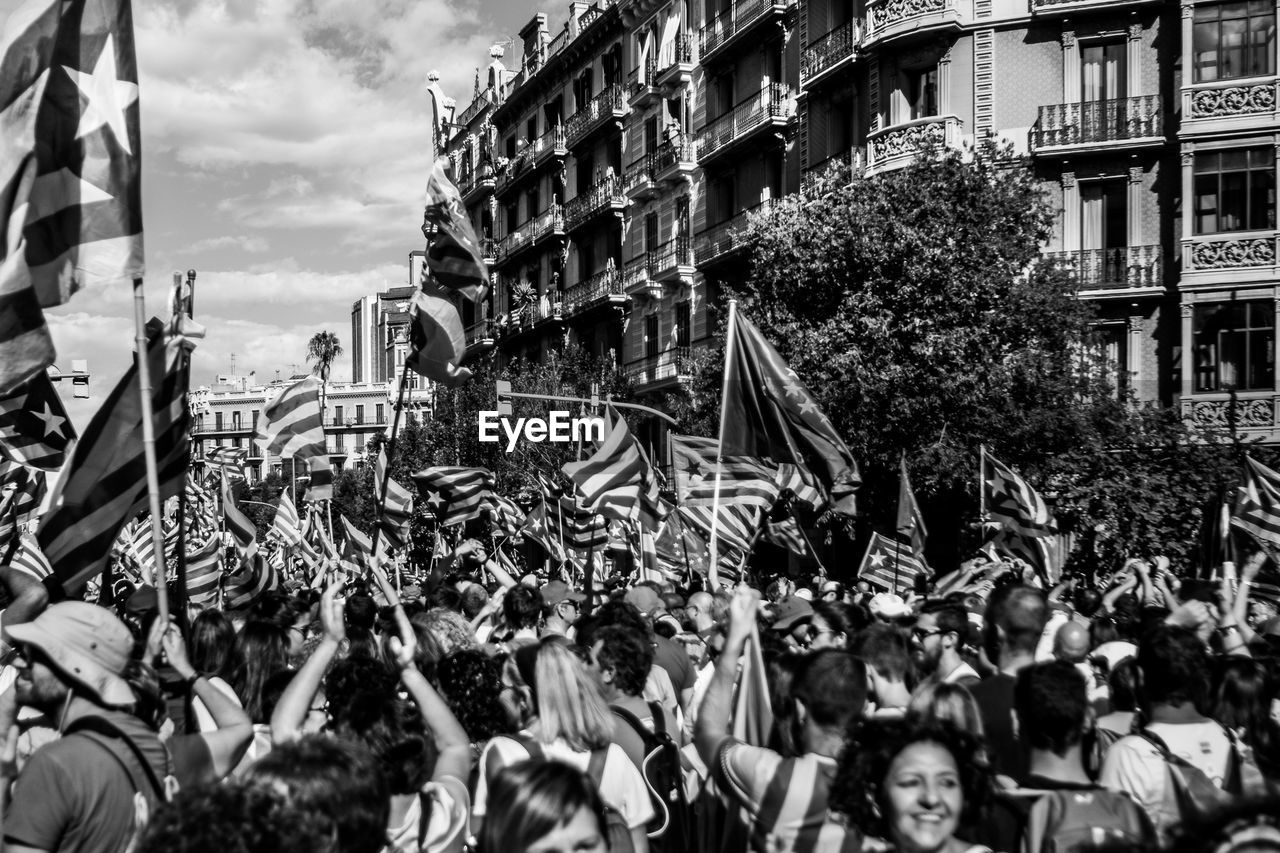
[
  {"xmin": 521, "ymin": 502, "xmax": 569, "ymax": 564},
  {"xmin": 776, "ymin": 463, "xmax": 826, "ymax": 511},
  {"xmin": 559, "ymin": 496, "xmax": 609, "ymax": 550},
  {"xmin": 126, "ymin": 513, "xmax": 177, "ymax": 574},
  {"xmin": 1233, "ymin": 456, "xmax": 1280, "ymax": 552},
  {"xmin": 272, "ymin": 489, "xmax": 303, "ymax": 547},
  {"xmin": 223, "ymin": 552, "xmax": 278, "ymax": 610},
  {"xmin": 762, "ymin": 515, "xmax": 810, "ymax": 557},
  {"xmin": 406, "ymin": 284, "xmax": 472, "ymax": 387},
  {"xmin": 255, "ymin": 376, "xmax": 326, "ymax": 460},
  {"xmin": 375, "ymin": 447, "xmax": 413, "ymax": 547},
  {"xmin": 6, "ymin": 533, "xmax": 52, "ymax": 582},
  {"xmin": 562, "ymin": 412, "xmax": 665, "ymax": 525},
  {"xmin": 305, "ymin": 454, "xmax": 334, "ymax": 502},
  {"xmin": 1, "ymin": 462, "xmax": 46, "ymax": 538},
  {"xmin": 221, "ymin": 480, "xmax": 257, "ymax": 551},
  {"xmin": 535, "ymin": 470, "xmax": 563, "ymax": 500},
  {"xmin": 857, "ymin": 532, "xmax": 927, "ymax": 592},
  {"xmin": 670, "ymin": 435, "xmax": 780, "ymax": 510},
  {"xmin": 0, "ymin": 371, "xmax": 75, "ymax": 470},
  {"xmin": 184, "ymin": 534, "xmax": 222, "ymax": 606},
  {"xmin": 412, "ymin": 466, "xmax": 495, "ymax": 527},
  {"xmin": 679, "ymin": 503, "xmax": 760, "ymax": 556},
  {"xmin": 487, "ymin": 494, "xmax": 524, "ymax": 538},
  {"xmin": 983, "ymin": 451, "xmax": 1056, "ymax": 538},
  {"xmin": 38, "ymin": 321, "xmax": 191, "ymax": 596},
  {"xmin": 183, "ymin": 475, "xmax": 219, "ymax": 546},
  {"xmin": 897, "ymin": 455, "xmax": 927, "ymax": 557},
  {"xmin": 205, "ymin": 446, "xmax": 247, "ymax": 482},
  {"xmin": 0, "ymin": 0, "xmax": 145, "ymax": 396},
  {"xmin": 339, "ymin": 515, "xmax": 381, "ymax": 570},
  {"xmin": 423, "ymin": 158, "xmax": 489, "ymax": 301}
]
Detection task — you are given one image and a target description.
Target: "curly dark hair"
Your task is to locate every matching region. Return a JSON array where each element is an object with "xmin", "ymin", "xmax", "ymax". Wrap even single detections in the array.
[
  {"xmin": 503, "ymin": 584, "xmax": 543, "ymax": 630},
  {"xmin": 831, "ymin": 718, "xmax": 992, "ymax": 840},
  {"xmin": 139, "ymin": 779, "xmax": 336, "ymax": 853},
  {"xmin": 593, "ymin": 625, "xmax": 652, "ymax": 697},
  {"xmin": 1140, "ymin": 624, "xmax": 1211, "ymax": 711},
  {"xmin": 437, "ymin": 649, "xmax": 512, "ymax": 744}
]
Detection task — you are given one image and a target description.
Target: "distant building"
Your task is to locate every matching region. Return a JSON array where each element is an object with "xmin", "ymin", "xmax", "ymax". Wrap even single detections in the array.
[{"xmin": 350, "ymin": 277, "xmax": 433, "ymax": 388}]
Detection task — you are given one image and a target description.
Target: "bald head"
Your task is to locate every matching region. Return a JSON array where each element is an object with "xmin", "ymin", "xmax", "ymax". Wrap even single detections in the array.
[
  {"xmin": 1053, "ymin": 620, "xmax": 1090, "ymax": 664},
  {"xmin": 686, "ymin": 591, "xmax": 715, "ymax": 629}
]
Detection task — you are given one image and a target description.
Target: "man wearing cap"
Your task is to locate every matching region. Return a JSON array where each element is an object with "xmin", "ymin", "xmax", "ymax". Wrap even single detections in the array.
[
  {"xmin": 770, "ymin": 594, "xmax": 814, "ymax": 650},
  {"xmin": 540, "ymin": 580, "xmax": 586, "ymax": 638},
  {"xmin": 4, "ymin": 602, "xmax": 171, "ymax": 853}
]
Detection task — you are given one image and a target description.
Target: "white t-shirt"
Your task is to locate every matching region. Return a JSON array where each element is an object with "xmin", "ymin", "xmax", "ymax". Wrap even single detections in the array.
[
  {"xmin": 384, "ymin": 775, "xmax": 470, "ymax": 853},
  {"xmin": 473, "ymin": 733, "xmax": 655, "ymax": 830},
  {"xmin": 190, "ymin": 676, "xmax": 241, "ymax": 733}
]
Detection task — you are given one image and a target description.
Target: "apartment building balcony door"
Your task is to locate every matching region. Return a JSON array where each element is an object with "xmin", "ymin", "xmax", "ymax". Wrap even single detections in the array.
[
  {"xmin": 1080, "ymin": 41, "xmax": 1128, "ymax": 142},
  {"xmin": 1079, "ymin": 179, "xmax": 1129, "ymax": 286}
]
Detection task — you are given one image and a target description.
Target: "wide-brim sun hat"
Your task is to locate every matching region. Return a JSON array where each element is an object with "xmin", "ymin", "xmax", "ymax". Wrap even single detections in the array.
[{"xmin": 8, "ymin": 602, "xmax": 136, "ymax": 707}]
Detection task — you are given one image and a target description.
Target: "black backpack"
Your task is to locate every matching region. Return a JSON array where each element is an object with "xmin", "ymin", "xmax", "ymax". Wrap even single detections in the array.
[
  {"xmin": 515, "ymin": 735, "xmax": 635, "ymax": 853},
  {"xmin": 611, "ymin": 702, "xmax": 694, "ymax": 853}
]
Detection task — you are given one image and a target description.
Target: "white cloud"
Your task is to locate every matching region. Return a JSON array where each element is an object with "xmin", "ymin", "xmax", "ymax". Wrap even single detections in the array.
[{"xmin": 186, "ymin": 234, "xmax": 270, "ymax": 254}]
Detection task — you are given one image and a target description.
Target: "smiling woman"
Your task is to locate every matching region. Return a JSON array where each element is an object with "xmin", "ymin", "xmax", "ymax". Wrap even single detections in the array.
[{"xmin": 831, "ymin": 719, "xmax": 995, "ymax": 853}]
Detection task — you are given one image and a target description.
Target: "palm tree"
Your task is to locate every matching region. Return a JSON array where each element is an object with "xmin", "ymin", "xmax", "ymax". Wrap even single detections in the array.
[{"xmin": 306, "ymin": 330, "xmax": 343, "ymax": 412}]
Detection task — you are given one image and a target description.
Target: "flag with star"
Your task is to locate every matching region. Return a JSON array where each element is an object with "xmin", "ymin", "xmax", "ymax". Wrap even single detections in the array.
[
  {"xmin": 0, "ymin": 370, "xmax": 75, "ymax": 469},
  {"xmin": 721, "ymin": 312, "xmax": 860, "ymax": 515},
  {"xmin": 896, "ymin": 455, "xmax": 927, "ymax": 557},
  {"xmin": 670, "ymin": 434, "xmax": 779, "ymax": 510},
  {"xmin": 982, "ymin": 450, "xmax": 1062, "ymax": 580},
  {"xmin": 857, "ymin": 531, "xmax": 926, "ymax": 592},
  {"xmin": 0, "ymin": 0, "xmax": 145, "ymax": 395},
  {"xmin": 423, "ymin": 157, "xmax": 489, "ymax": 302},
  {"xmin": 412, "ymin": 466, "xmax": 495, "ymax": 527},
  {"xmin": 1232, "ymin": 456, "xmax": 1280, "ymax": 553}
]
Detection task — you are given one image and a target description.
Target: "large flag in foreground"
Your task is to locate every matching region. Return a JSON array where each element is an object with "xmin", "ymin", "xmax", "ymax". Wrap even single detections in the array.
[
  {"xmin": 1232, "ymin": 456, "xmax": 1280, "ymax": 553},
  {"xmin": 255, "ymin": 375, "xmax": 325, "ymax": 459},
  {"xmin": 721, "ymin": 311, "xmax": 860, "ymax": 515},
  {"xmin": 0, "ymin": 0, "xmax": 145, "ymax": 395},
  {"xmin": 670, "ymin": 435, "xmax": 779, "ymax": 510},
  {"xmin": 423, "ymin": 158, "xmax": 489, "ymax": 301},
  {"xmin": 0, "ymin": 371, "xmax": 75, "ymax": 469},
  {"xmin": 562, "ymin": 412, "xmax": 664, "ymax": 525},
  {"xmin": 38, "ymin": 321, "xmax": 191, "ymax": 596},
  {"xmin": 375, "ymin": 447, "xmax": 413, "ymax": 547}
]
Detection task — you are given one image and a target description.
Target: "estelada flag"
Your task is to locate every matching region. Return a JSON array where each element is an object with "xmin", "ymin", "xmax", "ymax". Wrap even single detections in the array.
[{"xmin": 722, "ymin": 311, "xmax": 860, "ymax": 515}]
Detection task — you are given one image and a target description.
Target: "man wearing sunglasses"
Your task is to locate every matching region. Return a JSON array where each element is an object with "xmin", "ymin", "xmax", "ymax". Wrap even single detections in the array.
[{"xmin": 912, "ymin": 600, "xmax": 980, "ymax": 689}]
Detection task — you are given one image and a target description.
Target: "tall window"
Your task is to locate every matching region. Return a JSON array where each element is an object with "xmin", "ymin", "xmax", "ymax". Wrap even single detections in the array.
[
  {"xmin": 251, "ymin": 410, "xmax": 259, "ymax": 429},
  {"xmin": 1081, "ymin": 42, "xmax": 1126, "ymax": 103},
  {"xmin": 904, "ymin": 66, "xmax": 938, "ymax": 120},
  {"xmin": 1194, "ymin": 1, "xmax": 1276, "ymax": 82},
  {"xmin": 645, "ymin": 116, "xmax": 659, "ymax": 155},
  {"xmin": 1080, "ymin": 180, "xmax": 1127, "ymax": 251},
  {"xmin": 1194, "ymin": 148, "xmax": 1275, "ymax": 233},
  {"xmin": 376, "ymin": 404, "xmax": 385, "ymax": 423},
  {"xmin": 214, "ymin": 412, "xmax": 223, "ymax": 431},
  {"xmin": 675, "ymin": 301, "xmax": 691, "ymax": 354},
  {"xmin": 1194, "ymin": 300, "xmax": 1275, "ymax": 392},
  {"xmin": 355, "ymin": 405, "xmax": 364, "ymax": 424},
  {"xmin": 334, "ymin": 405, "xmax": 344, "ymax": 424},
  {"xmin": 231, "ymin": 411, "xmax": 241, "ymax": 430},
  {"xmin": 645, "ymin": 212, "xmax": 659, "ymax": 252},
  {"xmin": 645, "ymin": 314, "xmax": 660, "ymax": 358}
]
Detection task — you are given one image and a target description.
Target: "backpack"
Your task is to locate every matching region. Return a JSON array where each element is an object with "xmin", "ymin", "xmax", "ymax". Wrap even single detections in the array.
[
  {"xmin": 1021, "ymin": 787, "xmax": 1152, "ymax": 853},
  {"xmin": 1135, "ymin": 727, "xmax": 1236, "ymax": 830},
  {"xmin": 515, "ymin": 735, "xmax": 635, "ymax": 853},
  {"xmin": 611, "ymin": 702, "xmax": 694, "ymax": 853},
  {"xmin": 65, "ymin": 715, "xmax": 179, "ymax": 853}
]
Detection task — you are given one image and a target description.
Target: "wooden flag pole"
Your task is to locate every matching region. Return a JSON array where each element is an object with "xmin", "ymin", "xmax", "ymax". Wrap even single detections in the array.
[
  {"xmin": 173, "ymin": 270, "xmax": 196, "ymax": 633},
  {"xmin": 132, "ymin": 278, "xmax": 171, "ymax": 627},
  {"xmin": 709, "ymin": 299, "xmax": 738, "ymax": 589},
  {"xmin": 370, "ymin": 359, "xmax": 414, "ymax": 562},
  {"xmin": 893, "ymin": 453, "xmax": 903, "ymax": 593}
]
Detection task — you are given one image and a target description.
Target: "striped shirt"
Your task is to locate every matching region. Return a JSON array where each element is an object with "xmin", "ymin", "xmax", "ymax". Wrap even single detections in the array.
[{"xmin": 715, "ymin": 740, "xmax": 860, "ymax": 853}]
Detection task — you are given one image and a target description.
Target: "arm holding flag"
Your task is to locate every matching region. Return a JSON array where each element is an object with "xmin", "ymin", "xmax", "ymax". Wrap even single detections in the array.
[{"xmin": 694, "ymin": 585, "xmax": 761, "ymax": 765}]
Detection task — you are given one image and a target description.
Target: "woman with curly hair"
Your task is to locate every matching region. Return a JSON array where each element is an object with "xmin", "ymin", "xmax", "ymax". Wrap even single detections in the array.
[
  {"xmin": 437, "ymin": 649, "xmax": 511, "ymax": 751},
  {"xmin": 832, "ymin": 718, "xmax": 995, "ymax": 853}
]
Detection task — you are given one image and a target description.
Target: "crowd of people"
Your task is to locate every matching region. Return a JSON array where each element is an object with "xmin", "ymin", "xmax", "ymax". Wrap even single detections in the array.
[{"xmin": 0, "ymin": 540, "xmax": 1278, "ymax": 853}]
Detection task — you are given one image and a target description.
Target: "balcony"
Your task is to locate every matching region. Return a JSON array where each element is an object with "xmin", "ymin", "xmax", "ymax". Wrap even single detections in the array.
[
  {"xmin": 866, "ymin": 115, "xmax": 963, "ymax": 175},
  {"xmin": 493, "ymin": 205, "xmax": 566, "ymax": 265},
  {"xmin": 464, "ymin": 319, "xmax": 496, "ymax": 352},
  {"xmin": 624, "ymin": 153, "xmax": 659, "ymax": 201},
  {"xmin": 648, "ymin": 236, "xmax": 696, "ymax": 285},
  {"xmin": 629, "ymin": 58, "xmax": 661, "ymax": 109},
  {"xmin": 801, "ymin": 149, "xmax": 857, "ymax": 195},
  {"xmin": 1181, "ymin": 231, "xmax": 1280, "ymax": 284},
  {"xmin": 697, "ymin": 84, "xmax": 796, "ymax": 164},
  {"xmin": 694, "ymin": 199, "xmax": 774, "ymax": 266},
  {"xmin": 1030, "ymin": 95, "xmax": 1163, "ymax": 153},
  {"xmin": 565, "ymin": 85, "xmax": 627, "ymax": 149},
  {"xmin": 533, "ymin": 295, "xmax": 564, "ymax": 324},
  {"xmin": 481, "ymin": 236, "xmax": 496, "ymax": 265},
  {"xmin": 564, "ymin": 267, "xmax": 626, "ymax": 316},
  {"xmin": 864, "ymin": 0, "xmax": 967, "ymax": 47},
  {"xmin": 1181, "ymin": 77, "xmax": 1279, "ymax": 138},
  {"xmin": 624, "ymin": 255, "xmax": 663, "ymax": 300},
  {"xmin": 655, "ymin": 33, "xmax": 696, "ymax": 91},
  {"xmin": 1043, "ymin": 246, "xmax": 1162, "ymax": 295},
  {"xmin": 565, "ymin": 175, "xmax": 627, "ymax": 232},
  {"xmin": 494, "ymin": 147, "xmax": 535, "ymax": 196},
  {"xmin": 801, "ymin": 20, "xmax": 861, "ymax": 89},
  {"xmin": 653, "ymin": 137, "xmax": 698, "ymax": 185},
  {"xmin": 700, "ymin": 0, "xmax": 795, "ymax": 65},
  {"xmin": 626, "ymin": 348, "xmax": 695, "ymax": 391},
  {"xmin": 456, "ymin": 91, "xmax": 495, "ymax": 128},
  {"xmin": 461, "ymin": 162, "xmax": 496, "ymax": 205},
  {"xmin": 1030, "ymin": 0, "xmax": 1163, "ymax": 13},
  {"xmin": 1182, "ymin": 393, "xmax": 1280, "ymax": 436},
  {"xmin": 533, "ymin": 124, "xmax": 568, "ymax": 166}
]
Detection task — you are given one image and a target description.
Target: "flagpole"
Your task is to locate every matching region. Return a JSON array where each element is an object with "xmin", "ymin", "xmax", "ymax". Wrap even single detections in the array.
[
  {"xmin": 709, "ymin": 299, "xmax": 738, "ymax": 589},
  {"xmin": 173, "ymin": 271, "xmax": 196, "ymax": 633},
  {"xmin": 893, "ymin": 453, "xmax": 904, "ymax": 592},
  {"xmin": 788, "ymin": 502, "xmax": 829, "ymax": 577},
  {"xmin": 370, "ymin": 359, "xmax": 414, "ymax": 562},
  {"xmin": 132, "ymin": 278, "xmax": 171, "ymax": 627},
  {"xmin": 978, "ymin": 444, "xmax": 988, "ymax": 524}
]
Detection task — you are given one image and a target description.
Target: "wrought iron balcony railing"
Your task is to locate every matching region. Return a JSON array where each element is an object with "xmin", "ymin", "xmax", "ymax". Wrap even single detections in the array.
[
  {"xmin": 565, "ymin": 267, "xmax": 624, "ymax": 314},
  {"xmin": 697, "ymin": 84, "xmax": 795, "ymax": 162},
  {"xmin": 564, "ymin": 175, "xmax": 626, "ymax": 230},
  {"xmin": 565, "ymin": 85, "xmax": 626, "ymax": 147},
  {"xmin": 695, "ymin": 198, "xmax": 774, "ymax": 264},
  {"xmin": 700, "ymin": 0, "xmax": 794, "ymax": 61},
  {"xmin": 627, "ymin": 347, "xmax": 695, "ymax": 387},
  {"xmin": 1044, "ymin": 246, "xmax": 1162, "ymax": 290},
  {"xmin": 801, "ymin": 20, "xmax": 861, "ymax": 84},
  {"xmin": 1031, "ymin": 95, "xmax": 1163, "ymax": 150}
]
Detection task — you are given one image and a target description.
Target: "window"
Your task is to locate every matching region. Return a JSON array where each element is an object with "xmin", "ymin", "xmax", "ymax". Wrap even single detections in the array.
[
  {"xmin": 1194, "ymin": 300, "xmax": 1275, "ymax": 392},
  {"xmin": 904, "ymin": 66, "xmax": 938, "ymax": 120},
  {"xmin": 527, "ymin": 185, "xmax": 540, "ymax": 219},
  {"xmin": 355, "ymin": 404, "xmax": 364, "ymax": 424},
  {"xmin": 1194, "ymin": 1, "xmax": 1276, "ymax": 83},
  {"xmin": 710, "ymin": 176, "xmax": 736, "ymax": 225},
  {"xmin": 231, "ymin": 411, "xmax": 241, "ymax": 430},
  {"xmin": 645, "ymin": 314, "xmax": 660, "ymax": 358},
  {"xmin": 675, "ymin": 301, "xmax": 691, "ymax": 354},
  {"xmin": 645, "ymin": 116, "xmax": 658, "ymax": 155},
  {"xmin": 525, "ymin": 116, "xmax": 538, "ymax": 143},
  {"xmin": 214, "ymin": 412, "xmax": 223, "ymax": 431},
  {"xmin": 233, "ymin": 437, "xmax": 242, "ymax": 449},
  {"xmin": 251, "ymin": 410, "xmax": 259, "ymax": 429},
  {"xmin": 335, "ymin": 433, "xmax": 345, "ymax": 451},
  {"xmin": 1080, "ymin": 180, "xmax": 1127, "ymax": 251},
  {"xmin": 1194, "ymin": 148, "xmax": 1275, "ymax": 233},
  {"xmin": 334, "ymin": 405, "xmax": 344, "ymax": 424},
  {"xmin": 376, "ymin": 404, "xmax": 385, "ymax": 423},
  {"xmin": 506, "ymin": 135, "xmax": 516, "ymax": 159},
  {"xmin": 1081, "ymin": 42, "xmax": 1126, "ymax": 102}
]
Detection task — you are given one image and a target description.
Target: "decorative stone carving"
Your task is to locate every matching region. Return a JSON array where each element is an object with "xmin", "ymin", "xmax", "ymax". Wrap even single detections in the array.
[
  {"xmin": 1061, "ymin": 171, "xmax": 1076, "ymax": 189},
  {"xmin": 1189, "ymin": 399, "xmax": 1274, "ymax": 428},
  {"xmin": 871, "ymin": 120, "xmax": 947, "ymax": 162},
  {"xmin": 872, "ymin": 0, "xmax": 947, "ymax": 30},
  {"xmin": 1129, "ymin": 164, "xmax": 1143, "ymax": 183},
  {"xmin": 1180, "ymin": 303, "xmax": 1193, "ymax": 318},
  {"xmin": 1191, "ymin": 85, "xmax": 1276, "ymax": 118},
  {"xmin": 1190, "ymin": 238, "xmax": 1276, "ymax": 269},
  {"xmin": 1061, "ymin": 30, "xmax": 1076, "ymax": 49},
  {"xmin": 1127, "ymin": 315, "xmax": 1144, "ymax": 332}
]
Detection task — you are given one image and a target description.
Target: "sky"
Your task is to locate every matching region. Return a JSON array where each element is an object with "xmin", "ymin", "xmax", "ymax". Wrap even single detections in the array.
[{"xmin": 3, "ymin": 0, "xmax": 558, "ymax": 430}]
